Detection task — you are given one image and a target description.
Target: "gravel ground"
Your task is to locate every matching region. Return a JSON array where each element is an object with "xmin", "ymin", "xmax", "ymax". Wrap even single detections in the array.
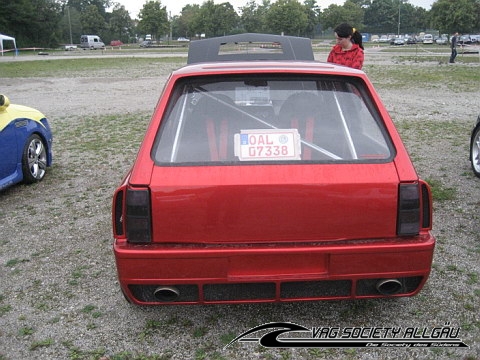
[{"xmin": 0, "ymin": 49, "xmax": 479, "ymax": 360}]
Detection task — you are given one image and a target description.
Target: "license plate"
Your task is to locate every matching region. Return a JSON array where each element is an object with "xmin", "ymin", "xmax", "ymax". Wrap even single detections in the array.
[{"xmin": 234, "ymin": 129, "xmax": 301, "ymax": 161}]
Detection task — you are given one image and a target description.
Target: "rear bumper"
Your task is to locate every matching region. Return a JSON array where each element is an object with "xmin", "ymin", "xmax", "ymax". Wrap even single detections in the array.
[{"xmin": 114, "ymin": 234, "xmax": 435, "ymax": 305}]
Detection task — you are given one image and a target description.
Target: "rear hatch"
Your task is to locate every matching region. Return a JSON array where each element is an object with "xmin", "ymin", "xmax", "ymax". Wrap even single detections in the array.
[
  {"xmin": 134, "ymin": 69, "xmax": 419, "ymax": 245},
  {"xmin": 148, "ymin": 163, "xmax": 400, "ymax": 244}
]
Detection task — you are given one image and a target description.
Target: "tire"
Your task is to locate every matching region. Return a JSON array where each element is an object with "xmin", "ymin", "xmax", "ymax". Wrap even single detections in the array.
[
  {"xmin": 22, "ymin": 134, "xmax": 47, "ymax": 184},
  {"xmin": 471, "ymin": 126, "xmax": 480, "ymax": 178}
]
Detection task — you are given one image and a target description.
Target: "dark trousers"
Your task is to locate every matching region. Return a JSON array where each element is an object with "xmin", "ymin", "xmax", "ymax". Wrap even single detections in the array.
[{"xmin": 449, "ymin": 48, "xmax": 457, "ymax": 63}]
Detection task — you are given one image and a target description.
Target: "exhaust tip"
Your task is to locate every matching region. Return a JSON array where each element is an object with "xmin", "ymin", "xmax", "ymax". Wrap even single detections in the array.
[
  {"xmin": 376, "ymin": 279, "xmax": 403, "ymax": 296},
  {"xmin": 154, "ymin": 286, "xmax": 180, "ymax": 302}
]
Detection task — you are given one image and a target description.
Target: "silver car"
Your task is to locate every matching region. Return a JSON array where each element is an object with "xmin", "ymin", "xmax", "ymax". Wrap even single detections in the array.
[{"xmin": 470, "ymin": 114, "xmax": 480, "ymax": 178}]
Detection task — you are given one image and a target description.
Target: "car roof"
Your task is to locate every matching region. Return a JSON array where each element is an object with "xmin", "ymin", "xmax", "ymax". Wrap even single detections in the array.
[
  {"xmin": 187, "ymin": 33, "xmax": 315, "ymax": 64},
  {"xmin": 173, "ymin": 60, "xmax": 364, "ymax": 78}
]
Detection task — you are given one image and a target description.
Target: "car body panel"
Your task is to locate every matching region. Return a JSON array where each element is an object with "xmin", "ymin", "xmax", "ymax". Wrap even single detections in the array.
[
  {"xmin": 0, "ymin": 98, "xmax": 53, "ymax": 190},
  {"xmin": 146, "ymin": 163, "xmax": 399, "ymax": 244},
  {"xmin": 114, "ymin": 235, "xmax": 434, "ymax": 303},
  {"xmin": 470, "ymin": 114, "xmax": 480, "ymax": 177},
  {"xmin": 112, "ymin": 34, "xmax": 435, "ymax": 305}
]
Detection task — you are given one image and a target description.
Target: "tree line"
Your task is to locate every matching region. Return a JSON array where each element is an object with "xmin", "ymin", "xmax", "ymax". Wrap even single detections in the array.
[{"xmin": 1, "ymin": 0, "xmax": 479, "ymax": 48}]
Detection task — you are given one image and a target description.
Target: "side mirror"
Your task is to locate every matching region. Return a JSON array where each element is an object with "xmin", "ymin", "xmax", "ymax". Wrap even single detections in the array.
[{"xmin": 0, "ymin": 94, "xmax": 10, "ymax": 111}]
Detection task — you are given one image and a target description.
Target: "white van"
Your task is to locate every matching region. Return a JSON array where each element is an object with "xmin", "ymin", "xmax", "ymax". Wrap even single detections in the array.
[
  {"xmin": 423, "ymin": 34, "xmax": 433, "ymax": 44},
  {"xmin": 80, "ymin": 35, "xmax": 105, "ymax": 50}
]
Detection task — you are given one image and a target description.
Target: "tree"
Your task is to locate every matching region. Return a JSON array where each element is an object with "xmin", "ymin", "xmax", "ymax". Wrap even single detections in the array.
[
  {"xmin": 363, "ymin": 0, "xmax": 399, "ymax": 34},
  {"xmin": 240, "ymin": 0, "xmax": 271, "ymax": 33},
  {"xmin": 190, "ymin": 0, "xmax": 216, "ymax": 38},
  {"xmin": 265, "ymin": 0, "xmax": 309, "ymax": 36},
  {"xmin": 430, "ymin": 0, "xmax": 478, "ymax": 34},
  {"xmin": 303, "ymin": 0, "xmax": 321, "ymax": 38},
  {"xmin": 396, "ymin": 2, "xmax": 423, "ymax": 34},
  {"xmin": 81, "ymin": 4, "xmax": 107, "ymax": 34},
  {"xmin": 59, "ymin": 6, "xmax": 82, "ymax": 44},
  {"xmin": 189, "ymin": 1, "xmax": 239, "ymax": 38},
  {"xmin": 109, "ymin": 3, "xmax": 134, "ymax": 42},
  {"xmin": 321, "ymin": 1, "xmax": 364, "ymax": 31},
  {"xmin": 175, "ymin": 4, "xmax": 201, "ymax": 39},
  {"xmin": 67, "ymin": 0, "xmax": 111, "ymax": 16},
  {"xmin": 0, "ymin": 0, "xmax": 62, "ymax": 47},
  {"xmin": 215, "ymin": 3, "xmax": 240, "ymax": 35},
  {"xmin": 137, "ymin": 1, "xmax": 169, "ymax": 40}
]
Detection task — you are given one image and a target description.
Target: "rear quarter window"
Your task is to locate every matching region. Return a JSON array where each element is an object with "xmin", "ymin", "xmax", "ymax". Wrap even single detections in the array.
[{"xmin": 152, "ymin": 75, "xmax": 394, "ymax": 165}]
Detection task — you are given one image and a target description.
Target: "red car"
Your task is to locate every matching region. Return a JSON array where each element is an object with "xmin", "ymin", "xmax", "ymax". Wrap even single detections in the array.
[
  {"xmin": 112, "ymin": 33, "xmax": 435, "ymax": 305},
  {"xmin": 110, "ymin": 40, "xmax": 123, "ymax": 46}
]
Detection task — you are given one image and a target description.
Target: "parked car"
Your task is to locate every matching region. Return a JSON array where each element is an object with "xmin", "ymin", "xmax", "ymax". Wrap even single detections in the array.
[
  {"xmin": 470, "ymin": 114, "xmax": 480, "ymax": 178},
  {"xmin": 469, "ymin": 35, "xmax": 480, "ymax": 44},
  {"xmin": 406, "ymin": 37, "xmax": 417, "ymax": 45},
  {"xmin": 458, "ymin": 35, "xmax": 471, "ymax": 45},
  {"xmin": 393, "ymin": 38, "xmax": 405, "ymax": 45},
  {"xmin": 64, "ymin": 44, "xmax": 77, "ymax": 51},
  {"xmin": 177, "ymin": 37, "xmax": 190, "ymax": 42},
  {"xmin": 110, "ymin": 40, "xmax": 123, "ymax": 46},
  {"xmin": 139, "ymin": 40, "xmax": 153, "ymax": 48},
  {"xmin": 80, "ymin": 35, "xmax": 105, "ymax": 50},
  {"xmin": 378, "ymin": 35, "xmax": 389, "ymax": 43},
  {"xmin": 112, "ymin": 33, "xmax": 435, "ymax": 305},
  {"xmin": 423, "ymin": 34, "xmax": 434, "ymax": 44},
  {"xmin": 0, "ymin": 95, "xmax": 53, "ymax": 191},
  {"xmin": 436, "ymin": 36, "xmax": 448, "ymax": 45}
]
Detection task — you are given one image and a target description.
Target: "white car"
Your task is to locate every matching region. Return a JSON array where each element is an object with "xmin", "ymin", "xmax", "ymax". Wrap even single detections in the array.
[
  {"xmin": 423, "ymin": 34, "xmax": 434, "ymax": 44},
  {"xmin": 435, "ymin": 37, "xmax": 448, "ymax": 45}
]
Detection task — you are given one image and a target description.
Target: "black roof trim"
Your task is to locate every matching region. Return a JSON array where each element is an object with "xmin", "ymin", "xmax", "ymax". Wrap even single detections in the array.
[{"xmin": 187, "ymin": 33, "xmax": 314, "ymax": 64}]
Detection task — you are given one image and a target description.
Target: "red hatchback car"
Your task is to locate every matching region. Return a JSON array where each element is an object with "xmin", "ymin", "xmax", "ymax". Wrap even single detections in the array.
[{"xmin": 112, "ymin": 34, "xmax": 435, "ymax": 305}]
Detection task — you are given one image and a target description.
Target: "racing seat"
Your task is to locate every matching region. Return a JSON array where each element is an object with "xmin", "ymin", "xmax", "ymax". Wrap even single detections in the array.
[
  {"xmin": 278, "ymin": 92, "xmax": 323, "ymax": 160},
  {"xmin": 177, "ymin": 95, "xmax": 238, "ymax": 162}
]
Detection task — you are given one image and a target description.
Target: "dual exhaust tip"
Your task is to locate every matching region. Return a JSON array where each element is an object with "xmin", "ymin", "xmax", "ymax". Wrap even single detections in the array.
[{"xmin": 152, "ymin": 279, "xmax": 404, "ymax": 302}]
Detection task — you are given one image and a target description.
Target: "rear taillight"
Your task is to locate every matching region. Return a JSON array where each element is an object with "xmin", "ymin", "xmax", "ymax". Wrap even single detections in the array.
[
  {"xmin": 113, "ymin": 189, "xmax": 124, "ymax": 235},
  {"xmin": 397, "ymin": 183, "xmax": 420, "ymax": 235},
  {"xmin": 126, "ymin": 188, "xmax": 152, "ymax": 243},
  {"xmin": 396, "ymin": 181, "xmax": 433, "ymax": 235},
  {"xmin": 420, "ymin": 181, "xmax": 433, "ymax": 229}
]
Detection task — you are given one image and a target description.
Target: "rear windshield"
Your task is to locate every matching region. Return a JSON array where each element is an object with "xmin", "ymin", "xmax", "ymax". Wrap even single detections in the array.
[{"xmin": 152, "ymin": 75, "xmax": 393, "ymax": 165}]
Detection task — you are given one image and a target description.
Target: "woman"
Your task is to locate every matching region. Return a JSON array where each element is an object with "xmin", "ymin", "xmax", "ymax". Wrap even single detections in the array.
[{"xmin": 327, "ymin": 23, "xmax": 364, "ymax": 70}]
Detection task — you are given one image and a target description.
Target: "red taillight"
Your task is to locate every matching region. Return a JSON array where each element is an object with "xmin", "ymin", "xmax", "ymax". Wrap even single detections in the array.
[
  {"xmin": 397, "ymin": 183, "xmax": 421, "ymax": 236},
  {"xmin": 126, "ymin": 188, "xmax": 152, "ymax": 243}
]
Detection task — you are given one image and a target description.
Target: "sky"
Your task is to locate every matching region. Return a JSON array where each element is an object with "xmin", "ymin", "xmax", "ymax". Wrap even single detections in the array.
[{"xmin": 117, "ymin": 0, "xmax": 435, "ymax": 18}]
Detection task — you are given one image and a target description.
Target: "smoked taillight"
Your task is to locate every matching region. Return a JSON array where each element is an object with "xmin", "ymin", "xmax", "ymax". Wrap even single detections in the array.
[
  {"xmin": 113, "ymin": 189, "xmax": 124, "ymax": 236},
  {"xmin": 126, "ymin": 188, "xmax": 152, "ymax": 243},
  {"xmin": 420, "ymin": 181, "xmax": 432, "ymax": 229},
  {"xmin": 397, "ymin": 183, "xmax": 421, "ymax": 236}
]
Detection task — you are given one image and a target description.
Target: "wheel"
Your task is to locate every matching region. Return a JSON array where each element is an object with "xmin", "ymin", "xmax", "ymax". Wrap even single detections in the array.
[
  {"xmin": 22, "ymin": 134, "xmax": 47, "ymax": 184},
  {"xmin": 471, "ymin": 126, "xmax": 480, "ymax": 178}
]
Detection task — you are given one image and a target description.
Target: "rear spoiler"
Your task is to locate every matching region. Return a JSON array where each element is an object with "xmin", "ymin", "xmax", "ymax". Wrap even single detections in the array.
[{"xmin": 187, "ymin": 33, "xmax": 314, "ymax": 64}]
